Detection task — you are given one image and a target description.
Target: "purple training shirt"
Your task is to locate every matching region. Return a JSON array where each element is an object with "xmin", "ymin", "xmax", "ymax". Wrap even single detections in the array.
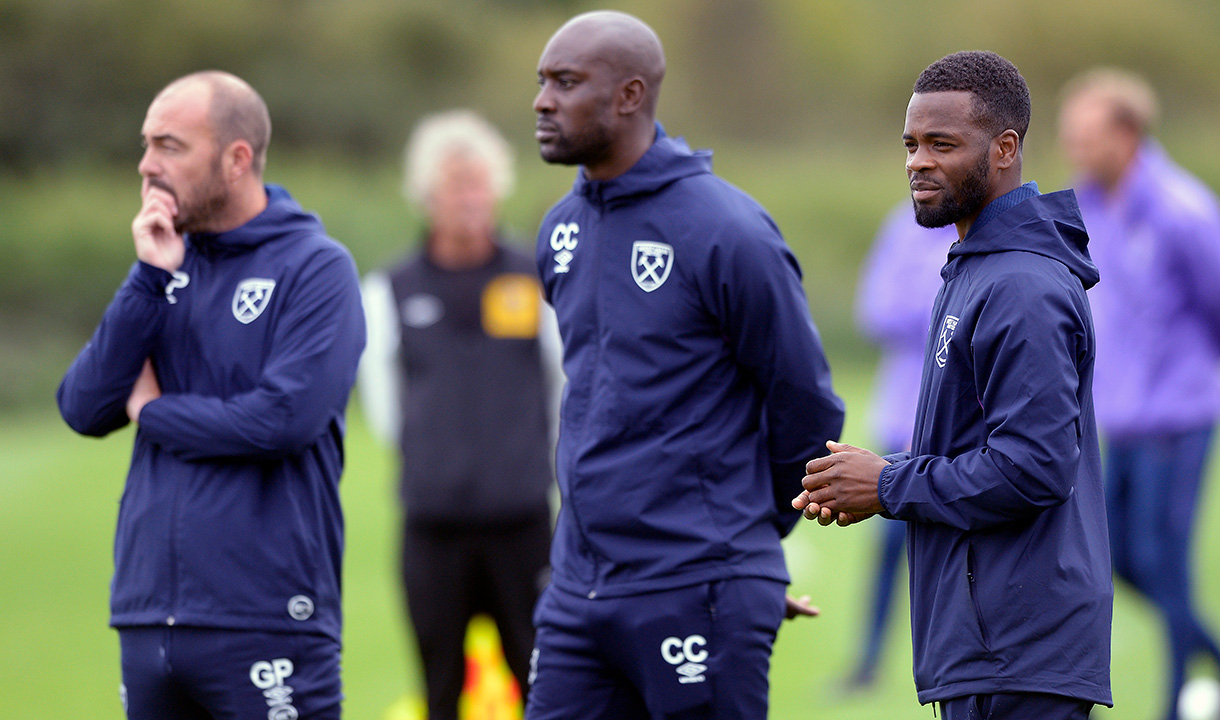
[
  {"xmin": 1075, "ymin": 141, "xmax": 1220, "ymax": 440},
  {"xmin": 855, "ymin": 202, "xmax": 959, "ymax": 452}
]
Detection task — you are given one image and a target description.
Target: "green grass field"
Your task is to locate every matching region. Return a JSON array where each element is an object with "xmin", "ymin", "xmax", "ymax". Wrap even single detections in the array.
[{"xmin": 3, "ymin": 355, "xmax": 1219, "ymax": 719}]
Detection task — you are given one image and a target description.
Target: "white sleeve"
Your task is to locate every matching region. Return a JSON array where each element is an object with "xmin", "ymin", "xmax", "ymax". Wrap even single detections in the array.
[
  {"xmin": 357, "ymin": 271, "xmax": 402, "ymax": 448},
  {"xmin": 537, "ymin": 300, "xmax": 565, "ymax": 447}
]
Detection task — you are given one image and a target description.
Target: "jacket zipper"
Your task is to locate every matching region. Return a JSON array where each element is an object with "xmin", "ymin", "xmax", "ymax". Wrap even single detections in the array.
[{"xmin": 966, "ymin": 540, "xmax": 990, "ymax": 647}]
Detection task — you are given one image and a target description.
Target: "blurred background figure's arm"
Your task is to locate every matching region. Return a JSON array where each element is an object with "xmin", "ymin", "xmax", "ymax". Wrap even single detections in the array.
[
  {"xmin": 358, "ymin": 270, "xmax": 401, "ymax": 449},
  {"xmin": 538, "ymin": 300, "xmax": 564, "ymax": 448}
]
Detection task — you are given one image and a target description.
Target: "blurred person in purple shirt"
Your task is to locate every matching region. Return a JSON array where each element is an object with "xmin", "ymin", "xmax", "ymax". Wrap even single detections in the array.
[
  {"xmin": 1060, "ymin": 68, "xmax": 1220, "ymax": 720},
  {"xmin": 850, "ymin": 202, "xmax": 957, "ymax": 687}
]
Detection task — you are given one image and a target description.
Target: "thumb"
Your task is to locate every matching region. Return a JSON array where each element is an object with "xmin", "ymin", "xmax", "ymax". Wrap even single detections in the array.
[{"xmin": 826, "ymin": 440, "xmax": 862, "ymax": 454}]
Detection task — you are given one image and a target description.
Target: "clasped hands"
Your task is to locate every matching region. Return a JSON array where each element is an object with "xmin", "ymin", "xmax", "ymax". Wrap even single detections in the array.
[{"xmin": 792, "ymin": 440, "xmax": 888, "ymax": 527}]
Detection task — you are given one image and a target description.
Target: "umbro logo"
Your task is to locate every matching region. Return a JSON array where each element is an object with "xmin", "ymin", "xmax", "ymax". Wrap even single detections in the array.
[
  {"xmin": 660, "ymin": 634, "xmax": 708, "ymax": 684},
  {"xmin": 550, "ymin": 222, "xmax": 579, "ymax": 274}
]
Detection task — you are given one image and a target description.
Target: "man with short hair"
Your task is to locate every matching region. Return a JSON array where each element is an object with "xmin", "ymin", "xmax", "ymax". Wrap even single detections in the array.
[
  {"xmin": 58, "ymin": 71, "xmax": 365, "ymax": 719},
  {"xmin": 796, "ymin": 51, "xmax": 1113, "ymax": 719},
  {"xmin": 1060, "ymin": 68, "xmax": 1220, "ymax": 720},
  {"xmin": 528, "ymin": 11, "xmax": 844, "ymax": 720},
  {"xmin": 359, "ymin": 109, "xmax": 559, "ymax": 720}
]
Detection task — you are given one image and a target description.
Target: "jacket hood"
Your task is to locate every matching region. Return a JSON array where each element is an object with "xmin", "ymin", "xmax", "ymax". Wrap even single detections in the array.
[
  {"xmin": 949, "ymin": 184, "xmax": 1099, "ymax": 290},
  {"xmin": 572, "ymin": 123, "xmax": 712, "ymax": 206},
  {"xmin": 187, "ymin": 184, "xmax": 323, "ymax": 254}
]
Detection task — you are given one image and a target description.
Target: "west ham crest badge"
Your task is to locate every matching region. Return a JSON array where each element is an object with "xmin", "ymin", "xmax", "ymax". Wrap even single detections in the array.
[
  {"xmin": 232, "ymin": 278, "xmax": 276, "ymax": 324},
  {"xmin": 632, "ymin": 241, "xmax": 674, "ymax": 292},
  {"xmin": 935, "ymin": 314, "xmax": 959, "ymax": 368}
]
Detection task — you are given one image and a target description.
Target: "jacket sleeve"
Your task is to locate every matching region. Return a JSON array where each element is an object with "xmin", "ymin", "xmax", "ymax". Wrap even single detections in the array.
[
  {"xmin": 711, "ymin": 215, "xmax": 845, "ymax": 536},
  {"xmin": 136, "ymin": 249, "xmax": 367, "ymax": 461},
  {"xmin": 877, "ymin": 271, "xmax": 1088, "ymax": 530},
  {"xmin": 57, "ymin": 261, "xmax": 172, "ymax": 436}
]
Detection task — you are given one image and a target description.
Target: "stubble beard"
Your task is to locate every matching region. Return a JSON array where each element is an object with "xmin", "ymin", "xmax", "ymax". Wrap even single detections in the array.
[
  {"xmin": 538, "ymin": 100, "xmax": 615, "ymax": 169},
  {"xmin": 173, "ymin": 152, "xmax": 231, "ymax": 234},
  {"xmin": 913, "ymin": 150, "xmax": 991, "ymax": 229},
  {"xmin": 540, "ymin": 124, "xmax": 614, "ymax": 169}
]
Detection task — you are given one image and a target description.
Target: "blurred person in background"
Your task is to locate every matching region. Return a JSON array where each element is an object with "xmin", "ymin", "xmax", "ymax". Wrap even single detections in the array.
[
  {"xmin": 57, "ymin": 70, "xmax": 365, "ymax": 719},
  {"xmin": 849, "ymin": 203, "xmax": 956, "ymax": 689},
  {"xmin": 1060, "ymin": 68, "xmax": 1220, "ymax": 720},
  {"xmin": 359, "ymin": 109, "xmax": 559, "ymax": 720},
  {"xmin": 528, "ymin": 11, "xmax": 843, "ymax": 719}
]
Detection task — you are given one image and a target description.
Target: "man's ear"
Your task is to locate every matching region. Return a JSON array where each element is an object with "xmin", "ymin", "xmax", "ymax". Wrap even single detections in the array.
[
  {"xmin": 617, "ymin": 77, "xmax": 646, "ymax": 116},
  {"xmin": 225, "ymin": 140, "xmax": 255, "ymax": 182},
  {"xmin": 995, "ymin": 129, "xmax": 1020, "ymax": 170}
]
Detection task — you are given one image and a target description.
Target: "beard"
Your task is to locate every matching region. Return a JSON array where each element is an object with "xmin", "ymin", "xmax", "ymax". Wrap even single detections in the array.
[
  {"xmin": 537, "ymin": 101, "xmax": 615, "ymax": 169},
  {"xmin": 539, "ymin": 122, "xmax": 614, "ymax": 169},
  {"xmin": 912, "ymin": 149, "xmax": 991, "ymax": 229},
  {"xmin": 150, "ymin": 152, "xmax": 231, "ymax": 234}
]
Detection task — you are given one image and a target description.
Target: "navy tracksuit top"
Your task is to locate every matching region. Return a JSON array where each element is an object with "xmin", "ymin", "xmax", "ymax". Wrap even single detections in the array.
[
  {"xmin": 58, "ymin": 185, "xmax": 365, "ymax": 643},
  {"xmin": 878, "ymin": 185, "xmax": 1113, "ymax": 706},
  {"xmin": 535, "ymin": 126, "xmax": 845, "ymax": 600}
]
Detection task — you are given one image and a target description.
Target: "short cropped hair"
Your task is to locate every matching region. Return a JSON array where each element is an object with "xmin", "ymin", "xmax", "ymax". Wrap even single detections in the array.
[
  {"xmin": 403, "ymin": 110, "xmax": 515, "ymax": 207},
  {"xmin": 914, "ymin": 51, "xmax": 1031, "ymax": 145},
  {"xmin": 1061, "ymin": 68, "xmax": 1159, "ymax": 136},
  {"xmin": 161, "ymin": 71, "xmax": 272, "ymax": 176}
]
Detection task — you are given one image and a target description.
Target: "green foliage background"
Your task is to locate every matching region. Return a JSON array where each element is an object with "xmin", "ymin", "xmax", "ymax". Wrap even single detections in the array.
[{"xmin": 3, "ymin": 0, "xmax": 1220, "ymax": 718}]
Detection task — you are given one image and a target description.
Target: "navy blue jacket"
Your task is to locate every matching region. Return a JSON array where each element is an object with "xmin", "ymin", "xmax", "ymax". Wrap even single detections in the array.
[
  {"xmin": 58, "ymin": 186, "xmax": 365, "ymax": 643},
  {"xmin": 536, "ymin": 126, "xmax": 844, "ymax": 599},
  {"xmin": 878, "ymin": 185, "xmax": 1112, "ymax": 705}
]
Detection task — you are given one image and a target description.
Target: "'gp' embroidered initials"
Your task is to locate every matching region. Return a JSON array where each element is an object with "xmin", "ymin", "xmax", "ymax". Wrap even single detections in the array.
[{"xmin": 250, "ymin": 658, "xmax": 299, "ymax": 719}]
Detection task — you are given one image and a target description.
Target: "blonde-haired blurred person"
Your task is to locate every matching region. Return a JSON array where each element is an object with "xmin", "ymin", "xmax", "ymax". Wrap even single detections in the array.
[
  {"xmin": 1060, "ymin": 69, "xmax": 1220, "ymax": 720},
  {"xmin": 359, "ymin": 109, "xmax": 561, "ymax": 720}
]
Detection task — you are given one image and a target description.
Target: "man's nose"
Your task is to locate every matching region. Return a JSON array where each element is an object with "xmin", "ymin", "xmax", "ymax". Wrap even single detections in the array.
[
  {"xmin": 906, "ymin": 145, "xmax": 934, "ymax": 174},
  {"xmin": 534, "ymin": 84, "xmax": 554, "ymax": 114},
  {"xmin": 138, "ymin": 146, "xmax": 158, "ymax": 177}
]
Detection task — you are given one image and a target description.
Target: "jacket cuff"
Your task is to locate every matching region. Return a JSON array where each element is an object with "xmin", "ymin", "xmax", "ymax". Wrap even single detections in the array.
[
  {"xmin": 130, "ymin": 261, "xmax": 174, "ymax": 299},
  {"xmin": 877, "ymin": 461, "xmax": 899, "ymax": 519}
]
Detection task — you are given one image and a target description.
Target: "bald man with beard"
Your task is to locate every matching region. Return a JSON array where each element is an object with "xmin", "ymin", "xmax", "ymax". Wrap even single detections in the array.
[
  {"xmin": 59, "ymin": 71, "xmax": 364, "ymax": 719},
  {"xmin": 528, "ymin": 12, "xmax": 844, "ymax": 719}
]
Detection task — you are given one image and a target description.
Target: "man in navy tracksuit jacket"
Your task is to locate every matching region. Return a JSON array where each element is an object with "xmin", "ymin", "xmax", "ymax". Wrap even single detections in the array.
[
  {"xmin": 57, "ymin": 72, "xmax": 364, "ymax": 719},
  {"xmin": 799, "ymin": 52, "xmax": 1112, "ymax": 719},
  {"xmin": 528, "ymin": 12, "xmax": 844, "ymax": 719}
]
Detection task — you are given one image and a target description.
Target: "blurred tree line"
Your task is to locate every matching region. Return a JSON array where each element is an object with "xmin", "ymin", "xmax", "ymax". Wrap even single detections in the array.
[
  {"xmin": 3, "ymin": 0, "xmax": 1220, "ymax": 411},
  {"xmin": 4, "ymin": 0, "xmax": 1219, "ymax": 169}
]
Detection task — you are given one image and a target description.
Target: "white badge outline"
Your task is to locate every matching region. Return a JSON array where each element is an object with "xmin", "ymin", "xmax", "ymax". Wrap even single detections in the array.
[
  {"xmin": 935, "ymin": 314, "xmax": 959, "ymax": 368},
  {"xmin": 632, "ymin": 241, "xmax": 674, "ymax": 292},
  {"xmin": 233, "ymin": 278, "xmax": 277, "ymax": 325}
]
